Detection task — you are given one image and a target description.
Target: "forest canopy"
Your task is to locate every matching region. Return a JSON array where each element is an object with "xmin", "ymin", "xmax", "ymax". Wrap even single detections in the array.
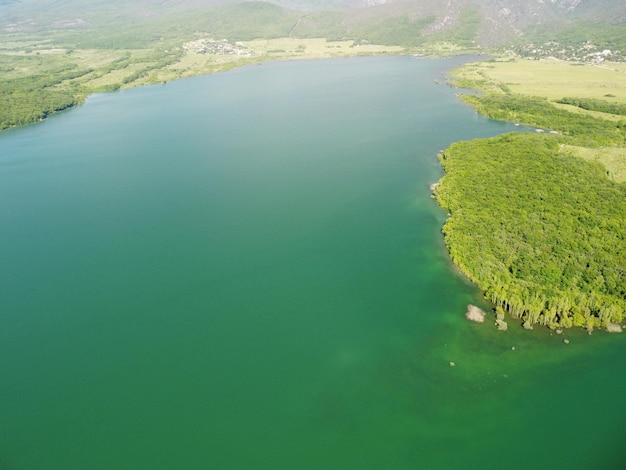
[{"xmin": 435, "ymin": 133, "xmax": 626, "ymax": 330}]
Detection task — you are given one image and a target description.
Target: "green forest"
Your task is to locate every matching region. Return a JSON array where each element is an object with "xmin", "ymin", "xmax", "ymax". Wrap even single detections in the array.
[
  {"xmin": 556, "ymin": 97, "xmax": 626, "ymax": 117},
  {"xmin": 438, "ymin": 62, "xmax": 626, "ymax": 331},
  {"xmin": 435, "ymin": 133, "xmax": 626, "ymax": 330},
  {"xmin": 0, "ymin": 62, "xmax": 87, "ymax": 130}
]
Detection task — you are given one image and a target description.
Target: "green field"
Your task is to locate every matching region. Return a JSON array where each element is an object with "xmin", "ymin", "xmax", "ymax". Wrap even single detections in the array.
[
  {"xmin": 451, "ymin": 57, "xmax": 626, "ymax": 102},
  {"xmin": 561, "ymin": 144, "xmax": 626, "ymax": 183}
]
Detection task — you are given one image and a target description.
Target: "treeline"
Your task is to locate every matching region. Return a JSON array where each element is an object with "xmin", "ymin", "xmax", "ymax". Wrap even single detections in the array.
[
  {"xmin": 461, "ymin": 93, "xmax": 626, "ymax": 147},
  {"xmin": 0, "ymin": 67, "xmax": 90, "ymax": 130},
  {"xmin": 0, "ymin": 87, "xmax": 82, "ymax": 130},
  {"xmin": 557, "ymin": 97, "xmax": 626, "ymax": 117},
  {"xmin": 435, "ymin": 133, "xmax": 626, "ymax": 330},
  {"xmin": 0, "ymin": 47, "xmax": 183, "ymax": 129}
]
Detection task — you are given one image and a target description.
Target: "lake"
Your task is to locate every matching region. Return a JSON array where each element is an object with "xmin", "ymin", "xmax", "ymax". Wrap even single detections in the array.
[{"xmin": 0, "ymin": 56, "xmax": 624, "ymax": 469}]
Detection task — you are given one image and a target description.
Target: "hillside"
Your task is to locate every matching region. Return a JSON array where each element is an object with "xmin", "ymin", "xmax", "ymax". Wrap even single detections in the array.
[{"xmin": 2, "ymin": 0, "xmax": 625, "ymax": 48}]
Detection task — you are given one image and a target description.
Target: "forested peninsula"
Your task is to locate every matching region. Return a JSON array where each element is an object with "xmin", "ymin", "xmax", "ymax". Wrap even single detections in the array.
[{"xmin": 436, "ymin": 60, "xmax": 626, "ymax": 332}]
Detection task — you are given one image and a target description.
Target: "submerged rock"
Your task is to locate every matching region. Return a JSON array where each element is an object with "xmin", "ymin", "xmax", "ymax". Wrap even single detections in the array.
[
  {"xmin": 465, "ymin": 304, "xmax": 486, "ymax": 323},
  {"xmin": 523, "ymin": 321, "xmax": 533, "ymax": 330},
  {"xmin": 495, "ymin": 318, "xmax": 508, "ymax": 331},
  {"xmin": 606, "ymin": 323, "xmax": 623, "ymax": 333}
]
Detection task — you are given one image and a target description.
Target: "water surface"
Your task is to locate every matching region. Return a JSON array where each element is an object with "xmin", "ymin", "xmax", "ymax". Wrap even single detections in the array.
[{"xmin": 0, "ymin": 56, "xmax": 624, "ymax": 469}]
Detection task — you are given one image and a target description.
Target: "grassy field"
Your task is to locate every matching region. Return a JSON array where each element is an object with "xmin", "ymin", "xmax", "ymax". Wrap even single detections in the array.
[
  {"xmin": 561, "ymin": 145, "xmax": 626, "ymax": 183},
  {"xmin": 244, "ymin": 37, "xmax": 404, "ymax": 58},
  {"xmin": 452, "ymin": 57, "xmax": 626, "ymax": 103}
]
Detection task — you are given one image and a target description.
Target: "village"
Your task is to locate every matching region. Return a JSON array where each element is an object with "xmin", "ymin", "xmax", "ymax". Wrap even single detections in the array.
[
  {"xmin": 515, "ymin": 40, "xmax": 625, "ymax": 63},
  {"xmin": 182, "ymin": 38, "xmax": 254, "ymax": 57}
]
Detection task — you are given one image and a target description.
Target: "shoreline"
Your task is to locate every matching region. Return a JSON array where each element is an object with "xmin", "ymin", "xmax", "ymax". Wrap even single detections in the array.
[{"xmin": 0, "ymin": 39, "xmax": 483, "ymax": 134}]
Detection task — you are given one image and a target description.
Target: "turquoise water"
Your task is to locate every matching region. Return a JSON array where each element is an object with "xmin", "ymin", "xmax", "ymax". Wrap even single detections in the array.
[{"xmin": 0, "ymin": 56, "xmax": 624, "ymax": 469}]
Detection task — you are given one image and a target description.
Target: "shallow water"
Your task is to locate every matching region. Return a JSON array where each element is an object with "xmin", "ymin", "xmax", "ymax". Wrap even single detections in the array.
[{"xmin": 0, "ymin": 56, "xmax": 624, "ymax": 469}]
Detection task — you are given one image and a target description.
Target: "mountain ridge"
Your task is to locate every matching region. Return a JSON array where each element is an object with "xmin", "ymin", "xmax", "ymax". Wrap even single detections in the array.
[{"xmin": 1, "ymin": 0, "xmax": 624, "ymax": 48}]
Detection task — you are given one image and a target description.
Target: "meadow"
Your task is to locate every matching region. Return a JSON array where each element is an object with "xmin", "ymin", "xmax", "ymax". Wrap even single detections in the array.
[
  {"xmin": 562, "ymin": 144, "xmax": 626, "ymax": 183},
  {"xmin": 452, "ymin": 57, "xmax": 626, "ymax": 102}
]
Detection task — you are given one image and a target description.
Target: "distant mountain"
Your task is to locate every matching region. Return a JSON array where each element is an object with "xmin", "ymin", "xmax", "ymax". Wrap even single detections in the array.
[
  {"xmin": 271, "ymin": 0, "xmax": 626, "ymax": 46},
  {"xmin": 1, "ymin": 0, "xmax": 624, "ymax": 49}
]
